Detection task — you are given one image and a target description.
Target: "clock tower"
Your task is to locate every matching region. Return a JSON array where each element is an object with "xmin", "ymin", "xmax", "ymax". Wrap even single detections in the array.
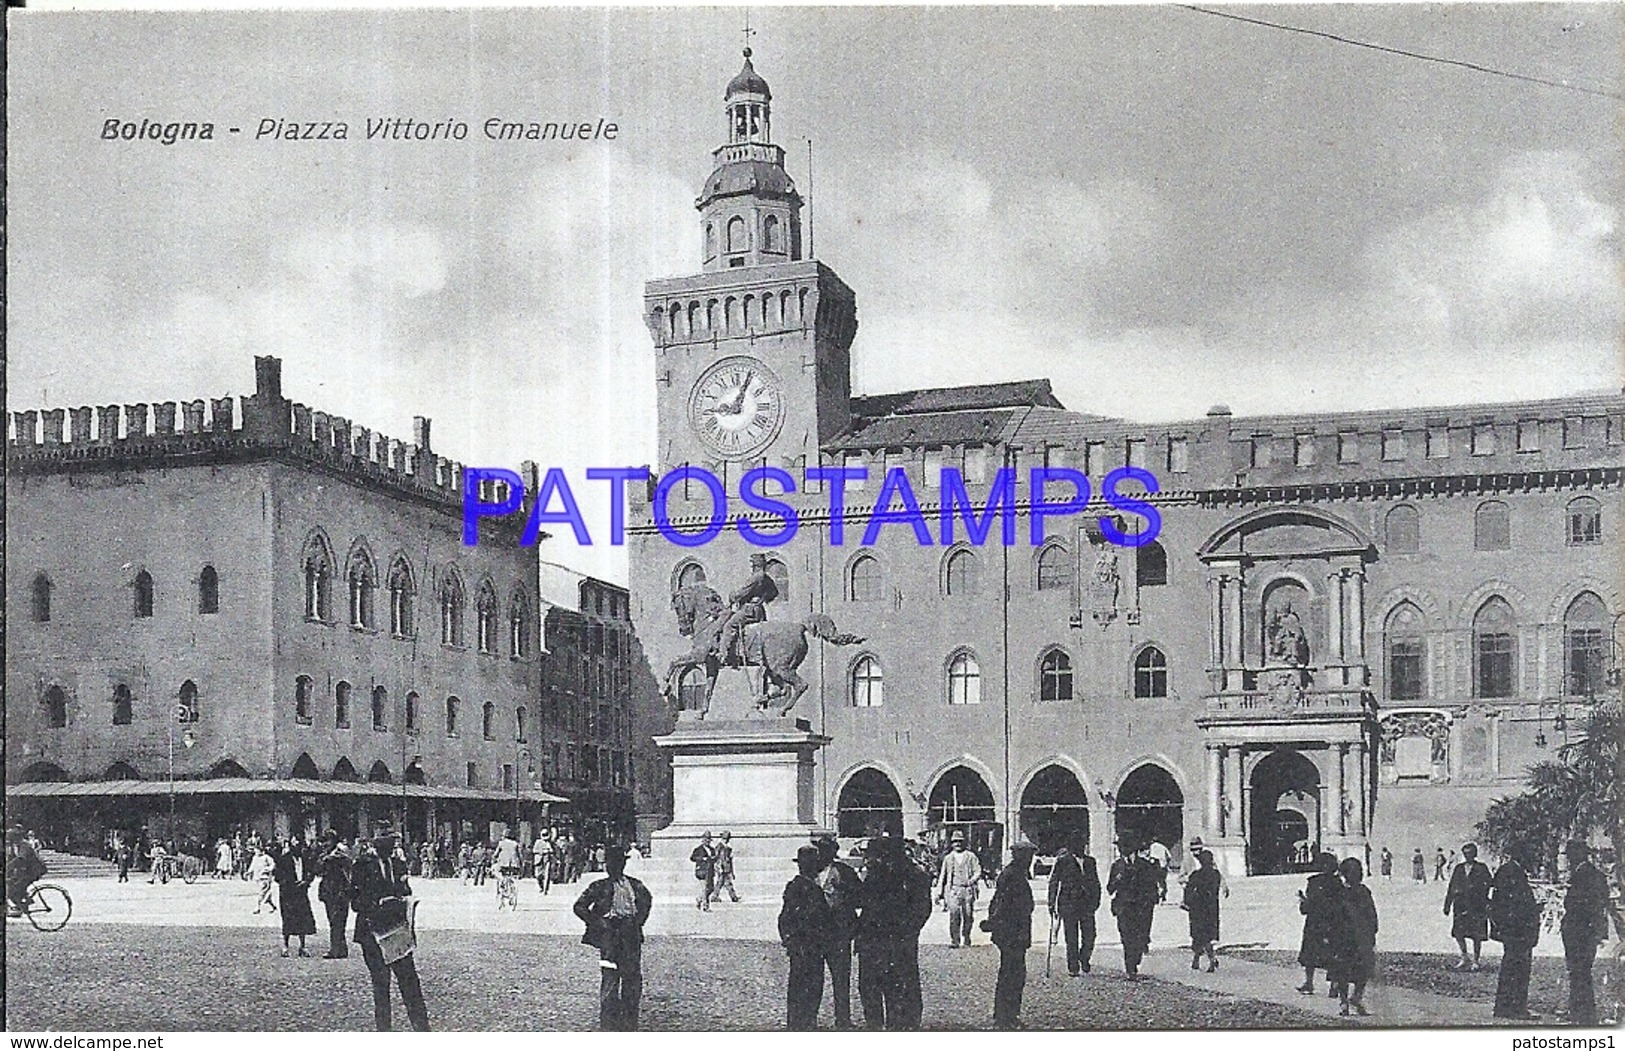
[{"xmin": 644, "ymin": 48, "xmax": 857, "ymax": 481}]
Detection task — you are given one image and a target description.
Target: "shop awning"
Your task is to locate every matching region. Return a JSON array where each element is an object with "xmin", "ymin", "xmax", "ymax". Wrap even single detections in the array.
[{"xmin": 6, "ymin": 777, "xmax": 567, "ymax": 804}]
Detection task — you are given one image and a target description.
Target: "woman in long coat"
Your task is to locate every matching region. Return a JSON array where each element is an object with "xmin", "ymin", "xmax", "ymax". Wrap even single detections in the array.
[
  {"xmin": 1328, "ymin": 857, "xmax": 1378, "ymax": 1017},
  {"xmin": 1296, "ymin": 853, "xmax": 1342, "ymax": 994},
  {"xmin": 1488, "ymin": 858, "xmax": 1542, "ymax": 1020},
  {"xmin": 1183, "ymin": 849, "xmax": 1222, "ymax": 972},
  {"xmin": 273, "ymin": 837, "xmax": 318, "ymax": 956}
]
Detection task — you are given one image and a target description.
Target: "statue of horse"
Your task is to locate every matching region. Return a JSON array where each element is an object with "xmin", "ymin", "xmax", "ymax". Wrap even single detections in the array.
[{"xmin": 663, "ymin": 584, "xmax": 865, "ymax": 718}]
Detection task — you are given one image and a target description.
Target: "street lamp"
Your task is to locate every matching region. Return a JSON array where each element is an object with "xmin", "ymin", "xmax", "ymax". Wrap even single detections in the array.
[
  {"xmin": 515, "ymin": 745, "xmax": 534, "ymax": 832},
  {"xmin": 166, "ymin": 704, "xmax": 196, "ymax": 845}
]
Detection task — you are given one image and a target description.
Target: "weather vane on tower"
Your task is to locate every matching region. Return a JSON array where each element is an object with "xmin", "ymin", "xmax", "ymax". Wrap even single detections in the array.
[{"xmin": 743, "ymin": 10, "xmax": 756, "ymax": 56}]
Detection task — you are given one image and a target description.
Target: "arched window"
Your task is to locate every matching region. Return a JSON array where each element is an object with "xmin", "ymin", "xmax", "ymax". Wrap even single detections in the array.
[
  {"xmin": 764, "ymin": 558, "xmax": 789, "ymax": 605},
  {"xmin": 516, "ymin": 706, "xmax": 528, "ymax": 743},
  {"xmin": 332, "ymin": 757, "xmax": 360, "ymax": 783},
  {"xmin": 1474, "ymin": 501, "xmax": 1511, "ymax": 551},
  {"xmin": 388, "ymin": 558, "xmax": 415, "ymax": 638},
  {"xmin": 112, "ymin": 684, "xmax": 133, "ymax": 725},
  {"xmin": 1136, "ymin": 542, "xmax": 1167, "ymax": 587},
  {"xmin": 1133, "ymin": 646, "xmax": 1168, "ymax": 699},
  {"xmin": 851, "ymin": 655, "xmax": 883, "ymax": 708},
  {"xmin": 43, "ymin": 685, "xmax": 67, "ymax": 729},
  {"xmin": 133, "ymin": 570, "xmax": 155, "ymax": 618},
  {"xmin": 726, "ymin": 215, "xmax": 747, "ymax": 254},
  {"xmin": 303, "ymin": 537, "xmax": 334, "ymax": 621},
  {"xmin": 1386, "ymin": 505, "xmax": 1421, "ymax": 554},
  {"xmin": 1567, "ymin": 496, "xmax": 1602, "ymax": 546},
  {"xmin": 107, "ymin": 762, "xmax": 141, "ymax": 780},
  {"xmin": 347, "ymin": 548, "xmax": 376, "ymax": 629},
  {"xmin": 334, "ymin": 681, "xmax": 351, "ymax": 728},
  {"xmin": 405, "ymin": 691, "xmax": 419, "ymax": 733},
  {"xmin": 482, "ymin": 701, "xmax": 496, "ymax": 740},
  {"xmin": 1384, "ymin": 602, "xmax": 1426, "ymax": 701},
  {"xmin": 440, "ymin": 573, "xmax": 465, "ymax": 646},
  {"xmin": 445, "ymin": 695, "xmax": 461, "ymax": 737},
  {"xmin": 178, "ymin": 680, "xmax": 199, "ymax": 723},
  {"xmin": 705, "ymin": 222, "xmax": 715, "ymax": 259},
  {"xmin": 947, "ymin": 651, "xmax": 981, "ymax": 706},
  {"xmin": 1039, "ymin": 648, "xmax": 1073, "ymax": 702},
  {"xmin": 1473, "ymin": 597, "xmax": 1516, "ymax": 699},
  {"xmin": 368, "ymin": 760, "xmax": 393, "ymax": 785},
  {"xmin": 31, "ymin": 573, "xmax": 52, "ymax": 622},
  {"xmin": 764, "ymin": 214, "xmax": 782, "ymax": 252},
  {"xmin": 850, "ymin": 555, "xmax": 885, "ymax": 602},
  {"xmin": 371, "ymin": 685, "xmax": 388, "ymax": 732},
  {"xmin": 291, "ymin": 753, "xmax": 320, "ymax": 780},
  {"xmin": 676, "ymin": 561, "xmax": 707, "ymax": 591},
  {"xmin": 198, "ymin": 565, "xmax": 219, "ymax": 615},
  {"xmin": 294, "ymin": 676, "xmax": 314, "ymax": 725},
  {"xmin": 476, "ymin": 582, "xmax": 498, "ymax": 654},
  {"xmin": 1564, "ymin": 592, "xmax": 1609, "ymax": 696},
  {"xmin": 1037, "ymin": 545, "xmax": 1070, "ymax": 591},
  {"xmin": 945, "ymin": 549, "xmax": 980, "ymax": 597},
  {"xmin": 509, "ymin": 592, "xmax": 530, "ymax": 658}
]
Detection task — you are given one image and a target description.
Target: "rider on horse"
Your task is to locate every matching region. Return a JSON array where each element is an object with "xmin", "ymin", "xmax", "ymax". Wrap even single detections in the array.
[{"xmin": 719, "ymin": 554, "xmax": 778, "ymax": 665}]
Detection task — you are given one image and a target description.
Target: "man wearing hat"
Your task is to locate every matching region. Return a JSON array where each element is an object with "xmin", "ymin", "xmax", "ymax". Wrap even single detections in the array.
[
  {"xmin": 573, "ymin": 843, "xmax": 653, "ymax": 1030},
  {"xmin": 1107, "ymin": 830, "xmax": 1160, "ymax": 979},
  {"xmin": 936, "ymin": 830, "xmax": 981, "ymax": 948},
  {"xmin": 350, "ymin": 822, "xmax": 429, "ymax": 1031},
  {"xmin": 314, "ymin": 828, "xmax": 354, "ymax": 959},
  {"xmin": 813, "ymin": 834, "xmax": 862, "ymax": 1028},
  {"xmin": 985, "ymin": 840, "xmax": 1038, "ymax": 1029},
  {"xmin": 1047, "ymin": 831, "xmax": 1101, "ymax": 975},
  {"xmin": 719, "ymin": 553, "xmax": 779, "ymax": 665},
  {"xmin": 1560, "ymin": 839, "xmax": 1612, "ymax": 1025},
  {"xmin": 854, "ymin": 835, "xmax": 933, "ymax": 1029},
  {"xmin": 779, "ymin": 844, "xmax": 835, "ymax": 1029}
]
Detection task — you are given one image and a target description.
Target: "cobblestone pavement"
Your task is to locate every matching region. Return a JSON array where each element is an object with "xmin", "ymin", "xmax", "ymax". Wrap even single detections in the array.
[{"xmin": 6, "ymin": 924, "xmax": 1333, "ymax": 1031}]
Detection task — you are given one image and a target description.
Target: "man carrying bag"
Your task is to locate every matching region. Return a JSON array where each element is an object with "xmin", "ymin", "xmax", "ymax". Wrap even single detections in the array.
[{"xmin": 351, "ymin": 822, "xmax": 429, "ymax": 1032}]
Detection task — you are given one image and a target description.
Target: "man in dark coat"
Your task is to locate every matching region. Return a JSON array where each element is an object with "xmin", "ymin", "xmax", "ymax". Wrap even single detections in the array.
[
  {"xmin": 315, "ymin": 829, "xmax": 354, "ymax": 959},
  {"xmin": 815, "ymin": 834, "xmax": 862, "ymax": 1028},
  {"xmin": 690, "ymin": 832, "xmax": 716, "ymax": 912},
  {"xmin": 779, "ymin": 845, "xmax": 833, "ymax": 1030},
  {"xmin": 1296, "ymin": 852, "xmax": 1342, "ymax": 995},
  {"xmin": 854, "ymin": 835, "xmax": 933, "ymax": 1030},
  {"xmin": 1443, "ymin": 841, "xmax": 1493, "ymax": 970},
  {"xmin": 1046, "ymin": 832, "xmax": 1101, "ymax": 975},
  {"xmin": 351, "ymin": 824, "xmax": 429, "ymax": 1031},
  {"xmin": 1489, "ymin": 857, "xmax": 1542, "ymax": 1020},
  {"xmin": 1106, "ymin": 831, "xmax": 1160, "ymax": 980},
  {"xmin": 1560, "ymin": 840, "xmax": 1611, "ymax": 1026},
  {"xmin": 573, "ymin": 843, "xmax": 653, "ymax": 1031},
  {"xmin": 986, "ymin": 840, "xmax": 1036, "ymax": 1029}
]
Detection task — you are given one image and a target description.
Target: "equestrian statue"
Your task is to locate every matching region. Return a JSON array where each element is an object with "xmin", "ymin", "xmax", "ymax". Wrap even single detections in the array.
[{"xmin": 663, "ymin": 553, "xmax": 865, "ymax": 719}]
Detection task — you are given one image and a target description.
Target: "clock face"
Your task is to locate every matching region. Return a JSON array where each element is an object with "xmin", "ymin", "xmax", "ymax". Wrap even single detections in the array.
[{"xmin": 687, "ymin": 355, "xmax": 787, "ymax": 460}]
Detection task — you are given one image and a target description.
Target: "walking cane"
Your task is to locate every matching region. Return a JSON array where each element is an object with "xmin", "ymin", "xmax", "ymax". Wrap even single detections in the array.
[{"xmin": 1046, "ymin": 911, "xmax": 1059, "ymax": 977}]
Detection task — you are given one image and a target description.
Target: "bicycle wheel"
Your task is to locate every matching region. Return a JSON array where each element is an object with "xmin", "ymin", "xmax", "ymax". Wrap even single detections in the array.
[{"xmin": 27, "ymin": 883, "xmax": 72, "ymax": 931}]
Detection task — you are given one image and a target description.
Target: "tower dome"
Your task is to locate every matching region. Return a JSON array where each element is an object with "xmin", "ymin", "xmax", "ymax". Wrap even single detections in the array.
[{"xmin": 726, "ymin": 48, "xmax": 772, "ymax": 100}]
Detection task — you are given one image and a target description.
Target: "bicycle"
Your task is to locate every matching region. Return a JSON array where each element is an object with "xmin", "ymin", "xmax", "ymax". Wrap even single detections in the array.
[
  {"xmin": 495, "ymin": 869, "xmax": 519, "ymax": 911},
  {"xmin": 9, "ymin": 882, "xmax": 73, "ymax": 931}
]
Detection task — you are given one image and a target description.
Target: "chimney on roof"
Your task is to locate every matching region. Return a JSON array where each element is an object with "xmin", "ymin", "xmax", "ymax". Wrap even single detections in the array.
[
  {"xmin": 413, "ymin": 416, "xmax": 432, "ymax": 453},
  {"xmin": 1207, "ymin": 404, "xmax": 1232, "ymax": 417}
]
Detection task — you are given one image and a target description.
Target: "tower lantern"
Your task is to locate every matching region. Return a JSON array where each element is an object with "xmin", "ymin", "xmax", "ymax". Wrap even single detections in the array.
[{"xmin": 698, "ymin": 48, "xmax": 803, "ymax": 271}]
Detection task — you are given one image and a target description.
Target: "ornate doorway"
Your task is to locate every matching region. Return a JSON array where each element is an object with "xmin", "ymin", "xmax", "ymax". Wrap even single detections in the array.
[{"xmin": 1248, "ymin": 749, "xmax": 1322, "ymax": 874}]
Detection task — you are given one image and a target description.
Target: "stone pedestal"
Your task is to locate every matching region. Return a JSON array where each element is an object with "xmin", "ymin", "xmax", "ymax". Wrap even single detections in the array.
[{"xmin": 644, "ymin": 717, "xmax": 832, "ymax": 900}]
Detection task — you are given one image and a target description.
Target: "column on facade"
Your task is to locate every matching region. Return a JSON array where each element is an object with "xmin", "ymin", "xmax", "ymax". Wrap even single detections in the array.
[
  {"xmin": 1224, "ymin": 571, "xmax": 1243, "ymax": 675},
  {"xmin": 1352, "ymin": 740, "xmax": 1367, "ymax": 835},
  {"xmin": 1349, "ymin": 570, "xmax": 1366, "ymax": 661},
  {"xmin": 1223, "ymin": 746, "xmax": 1244, "ymax": 839},
  {"xmin": 1208, "ymin": 575, "xmax": 1224, "ymax": 672},
  {"xmin": 1331, "ymin": 743, "xmax": 1347, "ymax": 836},
  {"xmin": 1205, "ymin": 743, "xmax": 1222, "ymax": 839},
  {"xmin": 1327, "ymin": 568, "xmax": 1345, "ymax": 666}
]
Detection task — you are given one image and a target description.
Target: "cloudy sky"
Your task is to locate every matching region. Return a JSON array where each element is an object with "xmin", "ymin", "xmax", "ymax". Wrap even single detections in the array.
[{"xmin": 9, "ymin": 5, "xmax": 1621, "ymax": 583}]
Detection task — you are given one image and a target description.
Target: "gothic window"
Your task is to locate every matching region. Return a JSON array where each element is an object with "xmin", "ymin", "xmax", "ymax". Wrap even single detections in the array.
[
  {"xmin": 1039, "ymin": 648, "xmax": 1073, "ymax": 702},
  {"xmin": 446, "ymin": 695, "xmax": 461, "ymax": 738},
  {"xmin": 1037, "ymin": 544, "xmax": 1070, "ymax": 591},
  {"xmin": 1136, "ymin": 542, "xmax": 1167, "ymax": 587},
  {"xmin": 1474, "ymin": 501, "xmax": 1510, "ymax": 551},
  {"xmin": 178, "ymin": 680, "xmax": 199, "ymax": 723},
  {"xmin": 482, "ymin": 701, "xmax": 496, "ymax": 740},
  {"xmin": 1384, "ymin": 602, "xmax": 1425, "ymax": 701},
  {"xmin": 112, "ymin": 684, "xmax": 133, "ymax": 725},
  {"xmin": 764, "ymin": 558, "xmax": 789, "ymax": 605},
  {"xmin": 371, "ymin": 685, "xmax": 387, "ymax": 732},
  {"xmin": 676, "ymin": 561, "xmax": 707, "ymax": 591},
  {"xmin": 1564, "ymin": 592, "xmax": 1609, "ymax": 696},
  {"xmin": 726, "ymin": 215, "xmax": 747, "ymax": 254},
  {"xmin": 705, "ymin": 223, "xmax": 715, "ymax": 259},
  {"xmin": 1473, "ymin": 597, "xmax": 1516, "ymax": 699},
  {"xmin": 405, "ymin": 691, "xmax": 419, "ymax": 733},
  {"xmin": 947, "ymin": 651, "xmax": 981, "ymax": 706},
  {"xmin": 509, "ymin": 592, "xmax": 530, "ymax": 658},
  {"xmin": 440, "ymin": 573, "xmax": 465, "ymax": 646},
  {"xmin": 850, "ymin": 555, "xmax": 885, "ymax": 602},
  {"xmin": 1133, "ymin": 646, "xmax": 1168, "ymax": 699},
  {"xmin": 476, "ymin": 581, "xmax": 498, "ymax": 654},
  {"xmin": 1386, "ymin": 505, "xmax": 1420, "ymax": 553},
  {"xmin": 945, "ymin": 549, "xmax": 980, "ymax": 597},
  {"xmin": 334, "ymin": 681, "xmax": 351, "ymax": 729},
  {"xmin": 1566, "ymin": 497, "xmax": 1602, "ymax": 546},
  {"xmin": 347, "ymin": 548, "xmax": 376, "ymax": 629},
  {"xmin": 134, "ymin": 570, "xmax": 155, "ymax": 618},
  {"xmin": 295, "ymin": 676, "xmax": 314, "ymax": 725},
  {"xmin": 198, "ymin": 565, "xmax": 219, "ymax": 614},
  {"xmin": 302, "ymin": 536, "xmax": 334, "ymax": 621},
  {"xmin": 388, "ymin": 558, "xmax": 415, "ymax": 637},
  {"xmin": 31, "ymin": 574, "xmax": 51, "ymax": 622},
  {"xmin": 851, "ymin": 655, "xmax": 883, "ymax": 708},
  {"xmin": 43, "ymin": 685, "xmax": 67, "ymax": 729}
]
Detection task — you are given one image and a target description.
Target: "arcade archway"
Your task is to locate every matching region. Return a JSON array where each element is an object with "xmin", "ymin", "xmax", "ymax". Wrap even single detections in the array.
[
  {"xmin": 1019, "ymin": 765, "xmax": 1090, "ymax": 854},
  {"xmin": 927, "ymin": 765, "xmax": 996, "ymax": 826},
  {"xmin": 1248, "ymin": 749, "xmax": 1322, "ymax": 874},
  {"xmin": 835, "ymin": 768, "xmax": 903, "ymax": 838},
  {"xmin": 1115, "ymin": 763, "xmax": 1183, "ymax": 853}
]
